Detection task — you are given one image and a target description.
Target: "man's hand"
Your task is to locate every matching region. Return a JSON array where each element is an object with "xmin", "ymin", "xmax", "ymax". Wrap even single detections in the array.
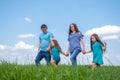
[{"xmin": 46, "ymin": 47, "xmax": 50, "ymax": 51}]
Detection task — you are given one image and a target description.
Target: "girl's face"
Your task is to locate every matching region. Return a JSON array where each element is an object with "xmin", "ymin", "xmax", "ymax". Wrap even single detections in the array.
[
  {"xmin": 70, "ymin": 24, "xmax": 75, "ymax": 32},
  {"xmin": 51, "ymin": 40, "xmax": 55, "ymax": 47},
  {"xmin": 91, "ymin": 36, "xmax": 96, "ymax": 42}
]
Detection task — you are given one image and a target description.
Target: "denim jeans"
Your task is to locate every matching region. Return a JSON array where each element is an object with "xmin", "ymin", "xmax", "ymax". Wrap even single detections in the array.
[
  {"xmin": 35, "ymin": 50, "xmax": 51, "ymax": 66},
  {"xmin": 70, "ymin": 48, "xmax": 81, "ymax": 66}
]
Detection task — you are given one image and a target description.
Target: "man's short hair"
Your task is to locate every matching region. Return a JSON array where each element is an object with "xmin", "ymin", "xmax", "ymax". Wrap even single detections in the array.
[{"xmin": 41, "ymin": 24, "xmax": 48, "ymax": 29}]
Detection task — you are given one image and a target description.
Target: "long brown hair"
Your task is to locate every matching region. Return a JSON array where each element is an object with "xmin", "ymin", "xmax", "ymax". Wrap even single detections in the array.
[
  {"xmin": 52, "ymin": 40, "xmax": 62, "ymax": 52},
  {"xmin": 68, "ymin": 23, "xmax": 81, "ymax": 35},
  {"xmin": 90, "ymin": 33, "xmax": 105, "ymax": 51}
]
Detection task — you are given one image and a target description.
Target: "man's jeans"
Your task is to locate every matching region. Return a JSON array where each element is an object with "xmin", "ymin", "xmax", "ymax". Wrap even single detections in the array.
[
  {"xmin": 35, "ymin": 50, "xmax": 51, "ymax": 66},
  {"xmin": 70, "ymin": 48, "xmax": 81, "ymax": 66}
]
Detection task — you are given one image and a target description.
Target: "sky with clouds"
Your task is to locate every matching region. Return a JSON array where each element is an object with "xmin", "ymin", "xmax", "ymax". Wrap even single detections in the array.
[{"xmin": 0, "ymin": 0, "xmax": 120, "ymax": 65}]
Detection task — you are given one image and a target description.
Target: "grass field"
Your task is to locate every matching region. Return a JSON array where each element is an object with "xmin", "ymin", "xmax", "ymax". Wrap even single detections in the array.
[{"xmin": 0, "ymin": 61, "xmax": 120, "ymax": 80}]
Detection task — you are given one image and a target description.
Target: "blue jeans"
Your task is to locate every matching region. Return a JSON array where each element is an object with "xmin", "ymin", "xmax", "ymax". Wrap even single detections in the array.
[
  {"xmin": 35, "ymin": 50, "xmax": 51, "ymax": 66},
  {"xmin": 70, "ymin": 48, "xmax": 81, "ymax": 66}
]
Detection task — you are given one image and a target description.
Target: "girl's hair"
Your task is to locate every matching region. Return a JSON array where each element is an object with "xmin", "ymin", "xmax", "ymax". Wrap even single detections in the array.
[
  {"xmin": 90, "ymin": 33, "xmax": 106, "ymax": 51},
  {"xmin": 52, "ymin": 40, "xmax": 62, "ymax": 52},
  {"xmin": 68, "ymin": 23, "xmax": 81, "ymax": 35}
]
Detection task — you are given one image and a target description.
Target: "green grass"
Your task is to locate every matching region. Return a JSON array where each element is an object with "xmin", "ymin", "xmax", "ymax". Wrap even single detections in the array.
[{"xmin": 0, "ymin": 61, "xmax": 120, "ymax": 80}]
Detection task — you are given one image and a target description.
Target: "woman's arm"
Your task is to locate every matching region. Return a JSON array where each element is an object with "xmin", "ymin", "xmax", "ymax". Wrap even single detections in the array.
[
  {"xmin": 81, "ymin": 38, "xmax": 86, "ymax": 54},
  {"xmin": 66, "ymin": 44, "xmax": 70, "ymax": 53},
  {"xmin": 46, "ymin": 37, "xmax": 54, "ymax": 51}
]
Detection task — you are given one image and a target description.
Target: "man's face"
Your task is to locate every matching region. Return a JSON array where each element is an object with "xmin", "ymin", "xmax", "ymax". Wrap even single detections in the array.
[{"xmin": 41, "ymin": 27, "xmax": 47, "ymax": 33}]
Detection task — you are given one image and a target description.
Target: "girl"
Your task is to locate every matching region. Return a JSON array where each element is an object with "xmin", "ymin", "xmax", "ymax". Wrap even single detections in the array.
[
  {"xmin": 66, "ymin": 23, "xmax": 85, "ymax": 66},
  {"xmin": 85, "ymin": 33, "xmax": 106, "ymax": 70},
  {"xmin": 50, "ymin": 39, "xmax": 67, "ymax": 67}
]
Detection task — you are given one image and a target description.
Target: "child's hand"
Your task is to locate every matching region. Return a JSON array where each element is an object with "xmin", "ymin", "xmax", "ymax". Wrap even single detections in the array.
[
  {"xmin": 65, "ymin": 51, "xmax": 69, "ymax": 57},
  {"xmin": 65, "ymin": 53, "xmax": 69, "ymax": 56},
  {"xmin": 102, "ymin": 40, "xmax": 106, "ymax": 46},
  {"xmin": 83, "ymin": 52, "xmax": 86, "ymax": 55}
]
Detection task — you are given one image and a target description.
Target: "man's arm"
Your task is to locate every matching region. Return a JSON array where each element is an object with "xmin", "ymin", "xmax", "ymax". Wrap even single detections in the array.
[
  {"xmin": 38, "ymin": 41, "xmax": 41, "ymax": 52},
  {"xmin": 46, "ymin": 37, "xmax": 54, "ymax": 51}
]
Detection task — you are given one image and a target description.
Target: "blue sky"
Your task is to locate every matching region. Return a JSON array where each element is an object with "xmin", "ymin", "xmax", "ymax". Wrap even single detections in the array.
[{"xmin": 0, "ymin": 0, "xmax": 120, "ymax": 65}]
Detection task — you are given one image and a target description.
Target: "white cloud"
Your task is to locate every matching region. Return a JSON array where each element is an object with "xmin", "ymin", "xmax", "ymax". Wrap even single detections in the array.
[
  {"xmin": 18, "ymin": 34, "xmax": 36, "ymax": 38},
  {"xmin": 24, "ymin": 17, "xmax": 31, "ymax": 23},
  {"xmin": 13, "ymin": 41, "xmax": 34, "ymax": 50},
  {"xmin": 0, "ymin": 45, "xmax": 8, "ymax": 50},
  {"xmin": 102, "ymin": 35, "xmax": 119, "ymax": 40},
  {"xmin": 85, "ymin": 25, "xmax": 120, "ymax": 35}
]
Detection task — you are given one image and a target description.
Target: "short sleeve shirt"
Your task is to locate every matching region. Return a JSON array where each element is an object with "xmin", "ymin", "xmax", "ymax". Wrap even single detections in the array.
[
  {"xmin": 68, "ymin": 32, "xmax": 84, "ymax": 53},
  {"xmin": 39, "ymin": 32, "xmax": 53, "ymax": 51}
]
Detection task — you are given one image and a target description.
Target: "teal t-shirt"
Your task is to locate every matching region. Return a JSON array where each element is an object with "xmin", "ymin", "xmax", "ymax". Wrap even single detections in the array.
[
  {"xmin": 92, "ymin": 42, "xmax": 103, "ymax": 65},
  {"xmin": 51, "ymin": 47, "xmax": 60, "ymax": 59},
  {"xmin": 39, "ymin": 32, "xmax": 53, "ymax": 51}
]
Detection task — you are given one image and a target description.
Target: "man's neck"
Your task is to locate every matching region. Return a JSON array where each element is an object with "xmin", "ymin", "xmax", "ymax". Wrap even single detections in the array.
[{"xmin": 43, "ymin": 31, "xmax": 48, "ymax": 34}]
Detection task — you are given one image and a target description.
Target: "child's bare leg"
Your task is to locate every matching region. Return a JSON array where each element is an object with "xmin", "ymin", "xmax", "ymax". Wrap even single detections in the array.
[
  {"xmin": 92, "ymin": 63, "xmax": 97, "ymax": 71},
  {"xmin": 51, "ymin": 60, "xmax": 57, "ymax": 67}
]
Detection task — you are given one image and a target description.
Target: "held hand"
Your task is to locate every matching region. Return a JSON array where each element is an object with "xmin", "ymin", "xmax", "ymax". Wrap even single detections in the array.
[
  {"xmin": 65, "ymin": 51, "xmax": 69, "ymax": 57},
  {"xmin": 82, "ymin": 49, "xmax": 86, "ymax": 54},
  {"xmin": 83, "ymin": 51, "xmax": 87, "ymax": 54},
  {"xmin": 46, "ymin": 47, "xmax": 50, "ymax": 51},
  {"xmin": 65, "ymin": 53, "xmax": 69, "ymax": 56}
]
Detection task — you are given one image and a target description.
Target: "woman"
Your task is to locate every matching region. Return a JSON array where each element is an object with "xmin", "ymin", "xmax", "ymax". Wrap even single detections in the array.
[{"xmin": 66, "ymin": 23, "xmax": 85, "ymax": 66}]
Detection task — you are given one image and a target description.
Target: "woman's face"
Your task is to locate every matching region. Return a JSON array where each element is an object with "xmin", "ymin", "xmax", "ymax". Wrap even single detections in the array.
[
  {"xmin": 70, "ymin": 24, "xmax": 75, "ymax": 32},
  {"xmin": 51, "ymin": 40, "xmax": 55, "ymax": 47},
  {"xmin": 91, "ymin": 36, "xmax": 96, "ymax": 42}
]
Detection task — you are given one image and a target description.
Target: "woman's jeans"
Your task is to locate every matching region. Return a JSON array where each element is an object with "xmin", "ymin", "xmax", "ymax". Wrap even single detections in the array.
[
  {"xmin": 70, "ymin": 48, "xmax": 81, "ymax": 66},
  {"xmin": 35, "ymin": 50, "xmax": 51, "ymax": 66}
]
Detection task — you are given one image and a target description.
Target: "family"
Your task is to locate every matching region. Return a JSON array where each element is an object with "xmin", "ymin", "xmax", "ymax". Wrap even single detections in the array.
[{"xmin": 35, "ymin": 23, "xmax": 106, "ymax": 70}]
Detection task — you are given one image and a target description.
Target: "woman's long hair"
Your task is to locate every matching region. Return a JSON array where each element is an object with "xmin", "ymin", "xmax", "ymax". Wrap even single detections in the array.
[{"xmin": 68, "ymin": 23, "xmax": 81, "ymax": 35}]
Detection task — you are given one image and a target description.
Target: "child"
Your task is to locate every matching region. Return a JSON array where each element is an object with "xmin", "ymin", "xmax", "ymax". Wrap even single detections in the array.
[
  {"xmin": 85, "ymin": 33, "xmax": 106, "ymax": 70},
  {"xmin": 50, "ymin": 39, "xmax": 67, "ymax": 67}
]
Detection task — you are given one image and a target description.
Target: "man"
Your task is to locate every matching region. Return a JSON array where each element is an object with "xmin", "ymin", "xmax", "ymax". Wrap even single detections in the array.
[{"xmin": 35, "ymin": 24, "xmax": 54, "ymax": 66}]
